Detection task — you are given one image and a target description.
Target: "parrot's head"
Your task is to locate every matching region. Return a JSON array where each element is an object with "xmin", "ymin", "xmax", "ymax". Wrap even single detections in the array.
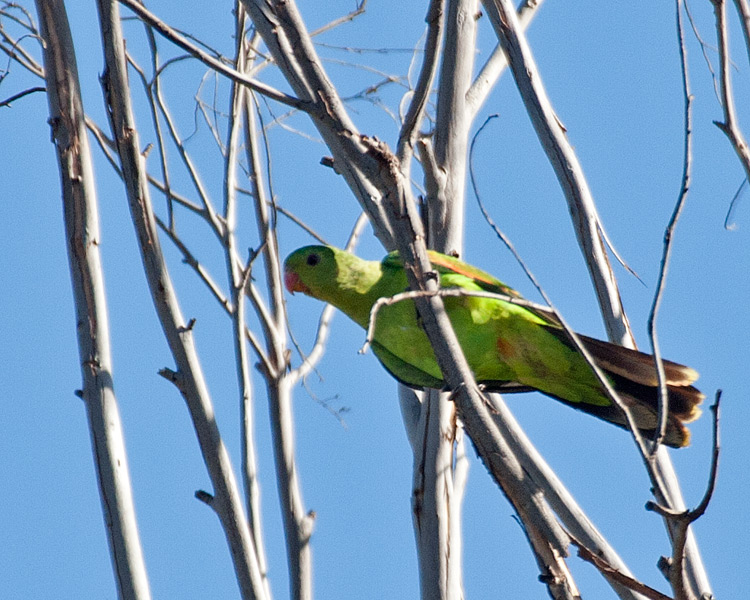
[{"xmin": 283, "ymin": 245, "xmax": 339, "ymax": 299}]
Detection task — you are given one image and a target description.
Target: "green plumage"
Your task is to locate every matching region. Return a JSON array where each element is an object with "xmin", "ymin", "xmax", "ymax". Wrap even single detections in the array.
[{"xmin": 284, "ymin": 245, "xmax": 703, "ymax": 447}]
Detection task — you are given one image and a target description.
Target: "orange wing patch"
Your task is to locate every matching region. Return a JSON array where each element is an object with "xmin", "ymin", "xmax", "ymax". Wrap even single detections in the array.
[
  {"xmin": 428, "ymin": 252, "xmax": 496, "ymax": 287},
  {"xmin": 496, "ymin": 337, "xmax": 516, "ymax": 360}
]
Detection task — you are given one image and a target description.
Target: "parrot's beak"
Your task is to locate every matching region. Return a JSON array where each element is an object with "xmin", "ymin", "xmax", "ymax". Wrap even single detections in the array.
[{"xmin": 284, "ymin": 269, "xmax": 310, "ymax": 295}]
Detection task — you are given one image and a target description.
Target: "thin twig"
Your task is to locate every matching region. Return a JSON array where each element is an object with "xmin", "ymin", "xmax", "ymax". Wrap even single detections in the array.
[
  {"xmin": 688, "ymin": 393, "xmax": 721, "ymax": 520},
  {"xmin": 723, "ymin": 177, "xmax": 746, "ymax": 230},
  {"xmin": 0, "ymin": 28, "xmax": 45, "ymax": 77},
  {"xmin": 646, "ymin": 392, "xmax": 721, "ymax": 600},
  {"xmin": 139, "ymin": 21, "xmax": 177, "ymax": 230},
  {"xmin": 684, "ymin": 0, "xmax": 721, "ymax": 103},
  {"xmin": 647, "ymin": 0, "xmax": 694, "ymax": 453},
  {"xmin": 0, "ymin": 84, "xmax": 44, "ymax": 106},
  {"xmin": 571, "ymin": 537, "xmax": 674, "ymax": 600},
  {"xmin": 117, "ymin": 0, "xmax": 308, "ymax": 110},
  {"xmin": 309, "ymin": 0, "xmax": 367, "ymax": 36},
  {"xmin": 131, "ymin": 49, "xmax": 224, "ymax": 240}
]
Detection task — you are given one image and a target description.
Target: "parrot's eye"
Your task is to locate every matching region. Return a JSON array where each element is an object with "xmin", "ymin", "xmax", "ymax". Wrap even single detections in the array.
[{"xmin": 306, "ymin": 253, "xmax": 320, "ymax": 266}]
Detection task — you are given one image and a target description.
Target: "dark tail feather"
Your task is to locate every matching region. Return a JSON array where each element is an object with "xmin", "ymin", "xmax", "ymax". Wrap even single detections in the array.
[
  {"xmin": 597, "ymin": 372, "xmax": 703, "ymax": 447},
  {"xmin": 544, "ymin": 328, "xmax": 704, "ymax": 447}
]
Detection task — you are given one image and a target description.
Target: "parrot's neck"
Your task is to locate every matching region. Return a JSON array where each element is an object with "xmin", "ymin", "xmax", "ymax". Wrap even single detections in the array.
[{"xmin": 326, "ymin": 259, "xmax": 396, "ymax": 329}]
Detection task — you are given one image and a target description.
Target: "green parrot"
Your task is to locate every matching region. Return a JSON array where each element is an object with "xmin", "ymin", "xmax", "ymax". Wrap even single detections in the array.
[{"xmin": 284, "ymin": 245, "xmax": 703, "ymax": 447}]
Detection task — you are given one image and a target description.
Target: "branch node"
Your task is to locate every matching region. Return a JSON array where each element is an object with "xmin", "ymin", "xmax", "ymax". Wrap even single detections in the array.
[
  {"xmin": 158, "ymin": 367, "xmax": 180, "ymax": 386},
  {"xmin": 657, "ymin": 555, "xmax": 672, "ymax": 581},
  {"xmin": 195, "ymin": 489, "xmax": 215, "ymax": 507},
  {"xmin": 179, "ymin": 318, "xmax": 196, "ymax": 333}
]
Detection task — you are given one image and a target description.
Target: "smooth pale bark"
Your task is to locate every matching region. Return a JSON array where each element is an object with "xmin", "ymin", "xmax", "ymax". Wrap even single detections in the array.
[
  {"xmin": 94, "ymin": 2, "xmax": 268, "ymax": 598},
  {"xmin": 481, "ymin": 1, "xmax": 712, "ymax": 597},
  {"xmin": 36, "ymin": 1, "xmax": 151, "ymax": 598},
  {"xmin": 240, "ymin": 1, "xmax": 577, "ymax": 597},
  {"xmin": 224, "ymin": 14, "xmax": 273, "ymax": 598}
]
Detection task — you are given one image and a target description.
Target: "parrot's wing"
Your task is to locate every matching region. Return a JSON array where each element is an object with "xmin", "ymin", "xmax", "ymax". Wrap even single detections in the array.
[
  {"xmin": 426, "ymin": 251, "xmax": 567, "ymax": 328},
  {"xmin": 381, "ymin": 250, "xmax": 564, "ymax": 326},
  {"xmin": 370, "ymin": 341, "xmax": 444, "ymax": 389},
  {"xmin": 381, "ymin": 251, "xmax": 522, "ymax": 298},
  {"xmin": 425, "ymin": 251, "xmax": 522, "ymax": 299},
  {"xmin": 371, "ymin": 340, "xmax": 536, "ymax": 394}
]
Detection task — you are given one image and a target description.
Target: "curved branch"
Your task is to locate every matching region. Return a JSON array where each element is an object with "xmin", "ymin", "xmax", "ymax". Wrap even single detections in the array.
[{"xmin": 481, "ymin": 0, "xmax": 633, "ymax": 347}]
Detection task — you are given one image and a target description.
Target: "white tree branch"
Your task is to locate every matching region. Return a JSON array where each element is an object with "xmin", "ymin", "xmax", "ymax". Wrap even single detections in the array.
[
  {"xmin": 481, "ymin": 0, "xmax": 633, "ymax": 347},
  {"xmin": 225, "ymin": 9, "xmax": 272, "ymax": 597},
  {"xmin": 240, "ymin": 2, "xmax": 582, "ymax": 597},
  {"xmin": 36, "ymin": 1, "xmax": 151, "ymax": 598},
  {"xmin": 94, "ymin": 2, "xmax": 267, "ymax": 598},
  {"xmin": 480, "ymin": 1, "xmax": 713, "ymax": 597}
]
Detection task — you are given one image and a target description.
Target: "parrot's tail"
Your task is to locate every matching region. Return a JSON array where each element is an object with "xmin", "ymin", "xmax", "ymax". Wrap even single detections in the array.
[{"xmin": 556, "ymin": 333, "xmax": 704, "ymax": 448}]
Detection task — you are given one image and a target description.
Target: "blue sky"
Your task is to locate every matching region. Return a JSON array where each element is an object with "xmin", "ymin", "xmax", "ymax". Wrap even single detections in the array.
[{"xmin": 2, "ymin": 1, "xmax": 748, "ymax": 598}]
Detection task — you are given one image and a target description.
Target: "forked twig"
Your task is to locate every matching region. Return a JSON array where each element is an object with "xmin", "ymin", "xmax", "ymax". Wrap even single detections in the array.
[{"xmin": 646, "ymin": 392, "xmax": 721, "ymax": 600}]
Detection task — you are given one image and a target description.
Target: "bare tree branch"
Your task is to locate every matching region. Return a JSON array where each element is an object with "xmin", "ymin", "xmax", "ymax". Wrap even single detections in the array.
[
  {"xmin": 711, "ymin": 0, "xmax": 750, "ymax": 184},
  {"xmin": 396, "ymin": 0, "xmax": 443, "ymax": 172},
  {"xmin": 489, "ymin": 398, "xmax": 649, "ymax": 600},
  {"xmin": 94, "ymin": 1, "xmax": 267, "ymax": 597},
  {"xmin": 239, "ymin": 2, "xmax": 583, "ymax": 597},
  {"xmin": 571, "ymin": 537, "xmax": 674, "ymax": 600},
  {"xmin": 116, "ymin": 0, "xmax": 307, "ymax": 110},
  {"xmin": 225, "ymin": 9, "xmax": 272, "ymax": 597},
  {"xmin": 466, "ymin": 0, "xmax": 544, "ymax": 118},
  {"xmin": 35, "ymin": 1, "xmax": 151, "ymax": 598},
  {"xmin": 646, "ymin": 393, "xmax": 721, "ymax": 600},
  {"xmin": 647, "ymin": 0, "xmax": 694, "ymax": 452},
  {"xmin": 479, "ymin": 3, "xmax": 714, "ymax": 598},
  {"xmin": 481, "ymin": 0, "xmax": 633, "ymax": 348},
  {"xmin": 0, "ymin": 5, "xmax": 45, "ymax": 78},
  {"xmin": 242, "ymin": 61, "xmax": 314, "ymax": 600},
  {"xmin": 0, "ymin": 83, "xmax": 43, "ymax": 106}
]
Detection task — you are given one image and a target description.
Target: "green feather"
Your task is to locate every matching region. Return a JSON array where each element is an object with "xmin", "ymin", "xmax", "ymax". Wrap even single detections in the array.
[{"xmin": 284, "ymin": 245, "xmax": 703, "ymax": 447}]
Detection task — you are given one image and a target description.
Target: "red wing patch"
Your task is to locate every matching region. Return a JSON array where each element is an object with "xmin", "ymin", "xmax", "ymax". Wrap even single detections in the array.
[{"xmin": 496, "ymin": 337, "xmax": 516, "ymax": 360}]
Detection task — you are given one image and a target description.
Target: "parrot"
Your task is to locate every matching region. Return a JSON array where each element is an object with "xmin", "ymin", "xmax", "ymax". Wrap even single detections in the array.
[{"xmin": 283, "ymin": 245, "xmax": 703, "ymax": 447}]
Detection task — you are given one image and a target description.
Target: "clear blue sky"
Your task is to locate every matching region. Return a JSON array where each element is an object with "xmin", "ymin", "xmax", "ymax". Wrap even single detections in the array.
[{"xmin": 2, "ymin": 1, "xmax": 748, "ymax": 598}]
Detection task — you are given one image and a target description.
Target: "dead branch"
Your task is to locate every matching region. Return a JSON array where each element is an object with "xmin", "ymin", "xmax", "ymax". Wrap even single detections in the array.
[
  {"xmin": 117, "ymin": 0, "xmax": 307, "ymax": 110},
  {"xmin": 647, "ymin": 0, "xmax": 694, "ymax": 452},
  {"xmin": 36, "ymin": 1, "xmax": 151, "ymax": 597},
  {"xmin": 94, "ymin": 1, "xmax": 268, "ymax": 597},
  {"xmin": 710, "ymin": 0, "xmax": 750, "ymax": 183}
]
